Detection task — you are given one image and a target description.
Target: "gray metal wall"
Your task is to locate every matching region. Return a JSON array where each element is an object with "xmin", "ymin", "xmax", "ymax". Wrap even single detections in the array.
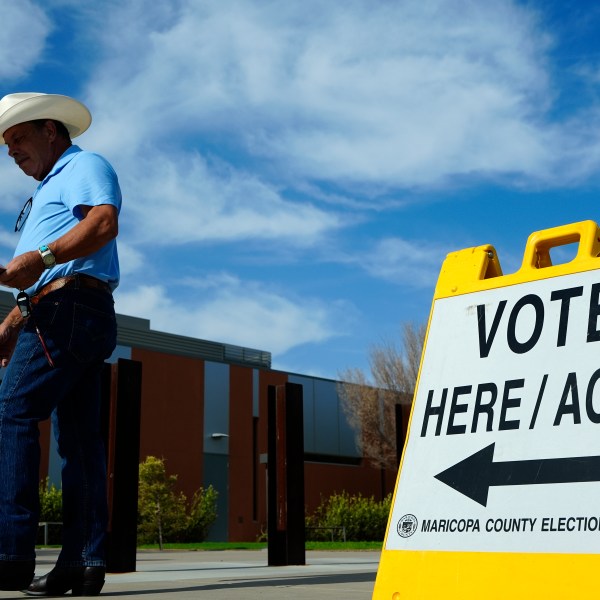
[
  {"xmin": 203, "ymin": 361, "xmax": 230, "ymax": 541},
  {"xmin": 288, "ymin": 374, "xmax": 359, "ymax": 458}
]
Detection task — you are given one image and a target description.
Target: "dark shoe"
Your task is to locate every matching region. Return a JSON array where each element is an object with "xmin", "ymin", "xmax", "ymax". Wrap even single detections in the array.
[
  {"xmin": 0, "ymin": 559, "xmax": 34, "ymax": 590},
  {"xmin": 24, "ymin": 565, "xmax": 105, "ymax": 597}
]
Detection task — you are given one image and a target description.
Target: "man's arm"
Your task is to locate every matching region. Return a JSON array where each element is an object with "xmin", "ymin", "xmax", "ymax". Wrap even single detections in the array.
[
  {"xmin": 0, "ymin": 305, "xmax": 25, "ymax": 367},
  {"xmin": 0, "ymin": 204, "xmax": 118, "ymax": 290}
]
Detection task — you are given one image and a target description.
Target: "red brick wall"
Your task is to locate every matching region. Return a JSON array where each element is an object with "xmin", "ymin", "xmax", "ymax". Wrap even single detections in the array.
[
  {"xmin": 305, "ymin": 462, "xmax": 398, "ymax": 514},
  {"xmin": 228, "ymin": 365, "xmax": 257, "ymax": 540},
  {"xmin": 132, "ymin": 348, "xmax": 205, "ymax": 500}
]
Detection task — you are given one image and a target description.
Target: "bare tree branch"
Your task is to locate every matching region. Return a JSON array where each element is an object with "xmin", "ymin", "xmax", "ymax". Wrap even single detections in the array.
[{"xmin": 338, "ymin": 322, "xmax": 426, "ymax": 469}]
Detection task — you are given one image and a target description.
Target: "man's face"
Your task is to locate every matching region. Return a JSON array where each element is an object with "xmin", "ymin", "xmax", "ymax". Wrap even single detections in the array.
[{"xmin": 3, "ymin": 121, "xmax": 55, "ymax": 181}]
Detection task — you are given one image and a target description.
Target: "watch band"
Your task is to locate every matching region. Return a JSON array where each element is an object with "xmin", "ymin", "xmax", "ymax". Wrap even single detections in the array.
[{"xmin": 38, "ymin": 245, "xmax": 56, "ymax": 269}]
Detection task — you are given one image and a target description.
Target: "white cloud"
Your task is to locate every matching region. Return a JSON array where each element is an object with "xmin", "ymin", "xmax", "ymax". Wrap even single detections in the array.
[
  {"xmin": 0, "ymin": 226, "xmax": 20, "ymax": 251},
  {"xmin": 64, "ymin": 0, "xmax": 586, "ymax": 263},
  {"xmin": 0, "ymin": 0, "xmax": 50, "ymax": 80},
  {"xmin": 114, "ymin": 277, "xmax": 341, "ymax": 354},
  {"xmin": 0, "ymin": 159, "xmax": 33, "ymax": 216},
  {"xmin": 75, "ymin": 0, "xmax": 591, "ymax": 193},
  {"xmin": 6, "ymin": 0, "xmax": 600, "ymax": 198},
  {"xmin": 116, "ymin": 241, "xmax": 144, "ymax": 276},
  {"xmin": 356, "ymin": 237, "xmax": 447, "ymax": 287},
  {"xmin": 114, "ymin": 149, "xmax": 342, "ymax": 246}
]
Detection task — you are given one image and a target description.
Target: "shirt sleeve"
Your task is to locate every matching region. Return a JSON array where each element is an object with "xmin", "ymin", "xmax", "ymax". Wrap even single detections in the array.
[{"xmin": 61, "ymin": 152, "xmax": 122, "ymax": 219}]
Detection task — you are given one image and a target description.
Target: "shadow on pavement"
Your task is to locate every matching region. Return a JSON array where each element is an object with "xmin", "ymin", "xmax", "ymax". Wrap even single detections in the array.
[{"xmin": 102, "ymin": 571, "xmax": 376, "ymax": 597}]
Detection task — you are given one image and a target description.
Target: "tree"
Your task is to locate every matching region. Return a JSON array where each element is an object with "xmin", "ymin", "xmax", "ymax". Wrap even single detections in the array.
[
  {"xmin": 137, "ymin": 456, "xmax": 219, "ymax": 547},
  {"xmin": 137, "ymin": 456, "xmax": 187, "ymax": 548},
  {"xmin": 338, "ymin": 322, "xmax": 426, "ymax": 471}
]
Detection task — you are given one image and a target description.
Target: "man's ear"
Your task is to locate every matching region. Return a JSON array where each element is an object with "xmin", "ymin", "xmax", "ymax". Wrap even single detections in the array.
[{"xmin": 42, "ymin": 120, "xmax": 57, "ymax": 142}]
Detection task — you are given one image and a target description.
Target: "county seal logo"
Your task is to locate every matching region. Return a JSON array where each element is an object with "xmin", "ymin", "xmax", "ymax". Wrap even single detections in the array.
[{"xmin": 397, "ymin": 514, "xmax": 418, "ymax": 538}]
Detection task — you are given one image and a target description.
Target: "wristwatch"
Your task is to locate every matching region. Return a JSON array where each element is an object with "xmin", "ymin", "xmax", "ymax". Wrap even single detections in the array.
[{"xmin": 38, "ymin": 245, "xmax": 56, "ymax": 269}]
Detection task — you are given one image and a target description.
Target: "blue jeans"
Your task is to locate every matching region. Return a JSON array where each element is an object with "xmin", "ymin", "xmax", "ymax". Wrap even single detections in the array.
[{"xmin": 0, "ymin": 285, "xmax": 117, "ymax": 566}]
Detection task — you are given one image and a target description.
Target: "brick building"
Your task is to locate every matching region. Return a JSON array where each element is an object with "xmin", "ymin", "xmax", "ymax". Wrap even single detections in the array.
[{"xmin": 0, "ymin": 290, "xmax": 402, "ymax": 542}]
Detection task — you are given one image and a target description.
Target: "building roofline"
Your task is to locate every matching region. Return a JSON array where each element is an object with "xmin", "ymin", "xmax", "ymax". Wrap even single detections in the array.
[{"xmin": 0, "ymin": 290, "xmax": 271, "ymax": 369}]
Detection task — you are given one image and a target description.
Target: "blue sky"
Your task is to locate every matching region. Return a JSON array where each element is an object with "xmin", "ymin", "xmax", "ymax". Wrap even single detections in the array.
[{"xmin": 1, "ymin": 0, "xmax": 600, "ymax": 380}]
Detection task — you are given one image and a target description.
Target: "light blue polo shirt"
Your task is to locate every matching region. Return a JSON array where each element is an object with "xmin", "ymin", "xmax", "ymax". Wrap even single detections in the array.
[{"xmin": 14, "ymin": 145, "xmax": 122, "ymax": 296}]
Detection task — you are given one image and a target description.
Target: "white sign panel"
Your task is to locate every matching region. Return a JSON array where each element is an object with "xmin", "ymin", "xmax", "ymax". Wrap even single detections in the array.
[{"xmin": 388, "ymin": 269, "xmax": 600, "ymax": 554}]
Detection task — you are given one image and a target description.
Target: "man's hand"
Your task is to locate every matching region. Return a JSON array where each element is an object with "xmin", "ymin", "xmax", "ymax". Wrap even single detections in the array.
[
  {"xmin": 0, "ymin": 250, "xmax": 44, "ymax": 290},
  {"xmin": 0, "ymin": 308, "xmax": 24, "ymax": 367}
]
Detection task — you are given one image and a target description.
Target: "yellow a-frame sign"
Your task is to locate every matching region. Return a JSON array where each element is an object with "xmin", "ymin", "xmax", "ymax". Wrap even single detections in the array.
[{"xmin": 373, "ymin": 221, "xmax": 600, "ymax": 600}]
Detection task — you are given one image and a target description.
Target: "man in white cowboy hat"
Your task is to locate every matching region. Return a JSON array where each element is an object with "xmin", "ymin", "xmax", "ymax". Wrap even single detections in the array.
[{"xmin": 0, "ymin": 92, "xmax": 121, "ymax": 596}]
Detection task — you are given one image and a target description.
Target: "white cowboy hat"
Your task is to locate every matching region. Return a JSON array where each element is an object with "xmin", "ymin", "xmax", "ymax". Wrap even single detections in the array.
[{"xmin": 0, "ymin": 92, "xmax": 91, "ymax": 144}]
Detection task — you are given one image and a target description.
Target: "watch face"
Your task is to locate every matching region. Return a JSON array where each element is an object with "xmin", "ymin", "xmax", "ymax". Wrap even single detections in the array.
[{"xmin": 40, "ymin": 247, "xmax": 55, "ymax": 267}]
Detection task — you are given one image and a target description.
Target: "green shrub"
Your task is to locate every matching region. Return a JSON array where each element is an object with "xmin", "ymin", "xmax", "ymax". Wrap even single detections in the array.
[
  {"xmin": 137, "ymin": 456, "xmax": 218, "ymax": 547},
  {"xmin": 306, "ymin": 492, "xmax": 391, "ymax": 541},
  {"xmin": 38, "ymin": 478, "xmax": 63, "ymax": 545},
  {"xmin": 181, "ymin": 485, "xmax": 219, "ymax": 542},
  {"xmin": 39, "ymin": 478, "xmax": 62, "ymax": 522}
]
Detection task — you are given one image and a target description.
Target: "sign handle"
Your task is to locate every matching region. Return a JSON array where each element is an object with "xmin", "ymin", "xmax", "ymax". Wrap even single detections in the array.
[
  {"xmin": 436, "ymin": 220, "xmax": 600, "ymax": 298},
  {"xmin": 521, "ymin": 220, "xmax": 600, "ymax": 270}
]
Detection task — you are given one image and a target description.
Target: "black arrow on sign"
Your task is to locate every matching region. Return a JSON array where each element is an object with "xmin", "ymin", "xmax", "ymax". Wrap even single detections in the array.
[{"xmin": 434, "ymin": 443, "xmax": 600, "ymax": 507}]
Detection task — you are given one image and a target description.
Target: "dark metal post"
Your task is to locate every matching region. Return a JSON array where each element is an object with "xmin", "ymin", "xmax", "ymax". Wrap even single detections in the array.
[
  {"xmin": 267, "ymin": 382, "xmax": 305, "ymax": 566},
  {"xmin": 267, "ymin": 385, "xmax": 286, "ymax": 565},
  {"xmin": 101, "ymin": 359, "xmax": 142, "ymax": 573},
  {"xmin": 284, "ymin": 382, "xmax": 305, "ymax": 565}
]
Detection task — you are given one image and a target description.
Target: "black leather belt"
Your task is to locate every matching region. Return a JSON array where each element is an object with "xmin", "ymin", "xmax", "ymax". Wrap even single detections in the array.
[{"xmin": 31, "ymin": 274, "xmax": 111, "ymax": 306}]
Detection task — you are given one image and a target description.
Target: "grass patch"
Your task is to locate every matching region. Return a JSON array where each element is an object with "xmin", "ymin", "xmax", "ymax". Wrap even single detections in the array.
[
  {"xmin": 138, "ymin": 542, "xmax": 267, "ymax": 551},
  {"xmin": 306, "ymin": 541, "xmax": 382, "ymax": 551},
  {"xmin": 137, "ymin": 541, "xmax": 382, "ymax": 551}
]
